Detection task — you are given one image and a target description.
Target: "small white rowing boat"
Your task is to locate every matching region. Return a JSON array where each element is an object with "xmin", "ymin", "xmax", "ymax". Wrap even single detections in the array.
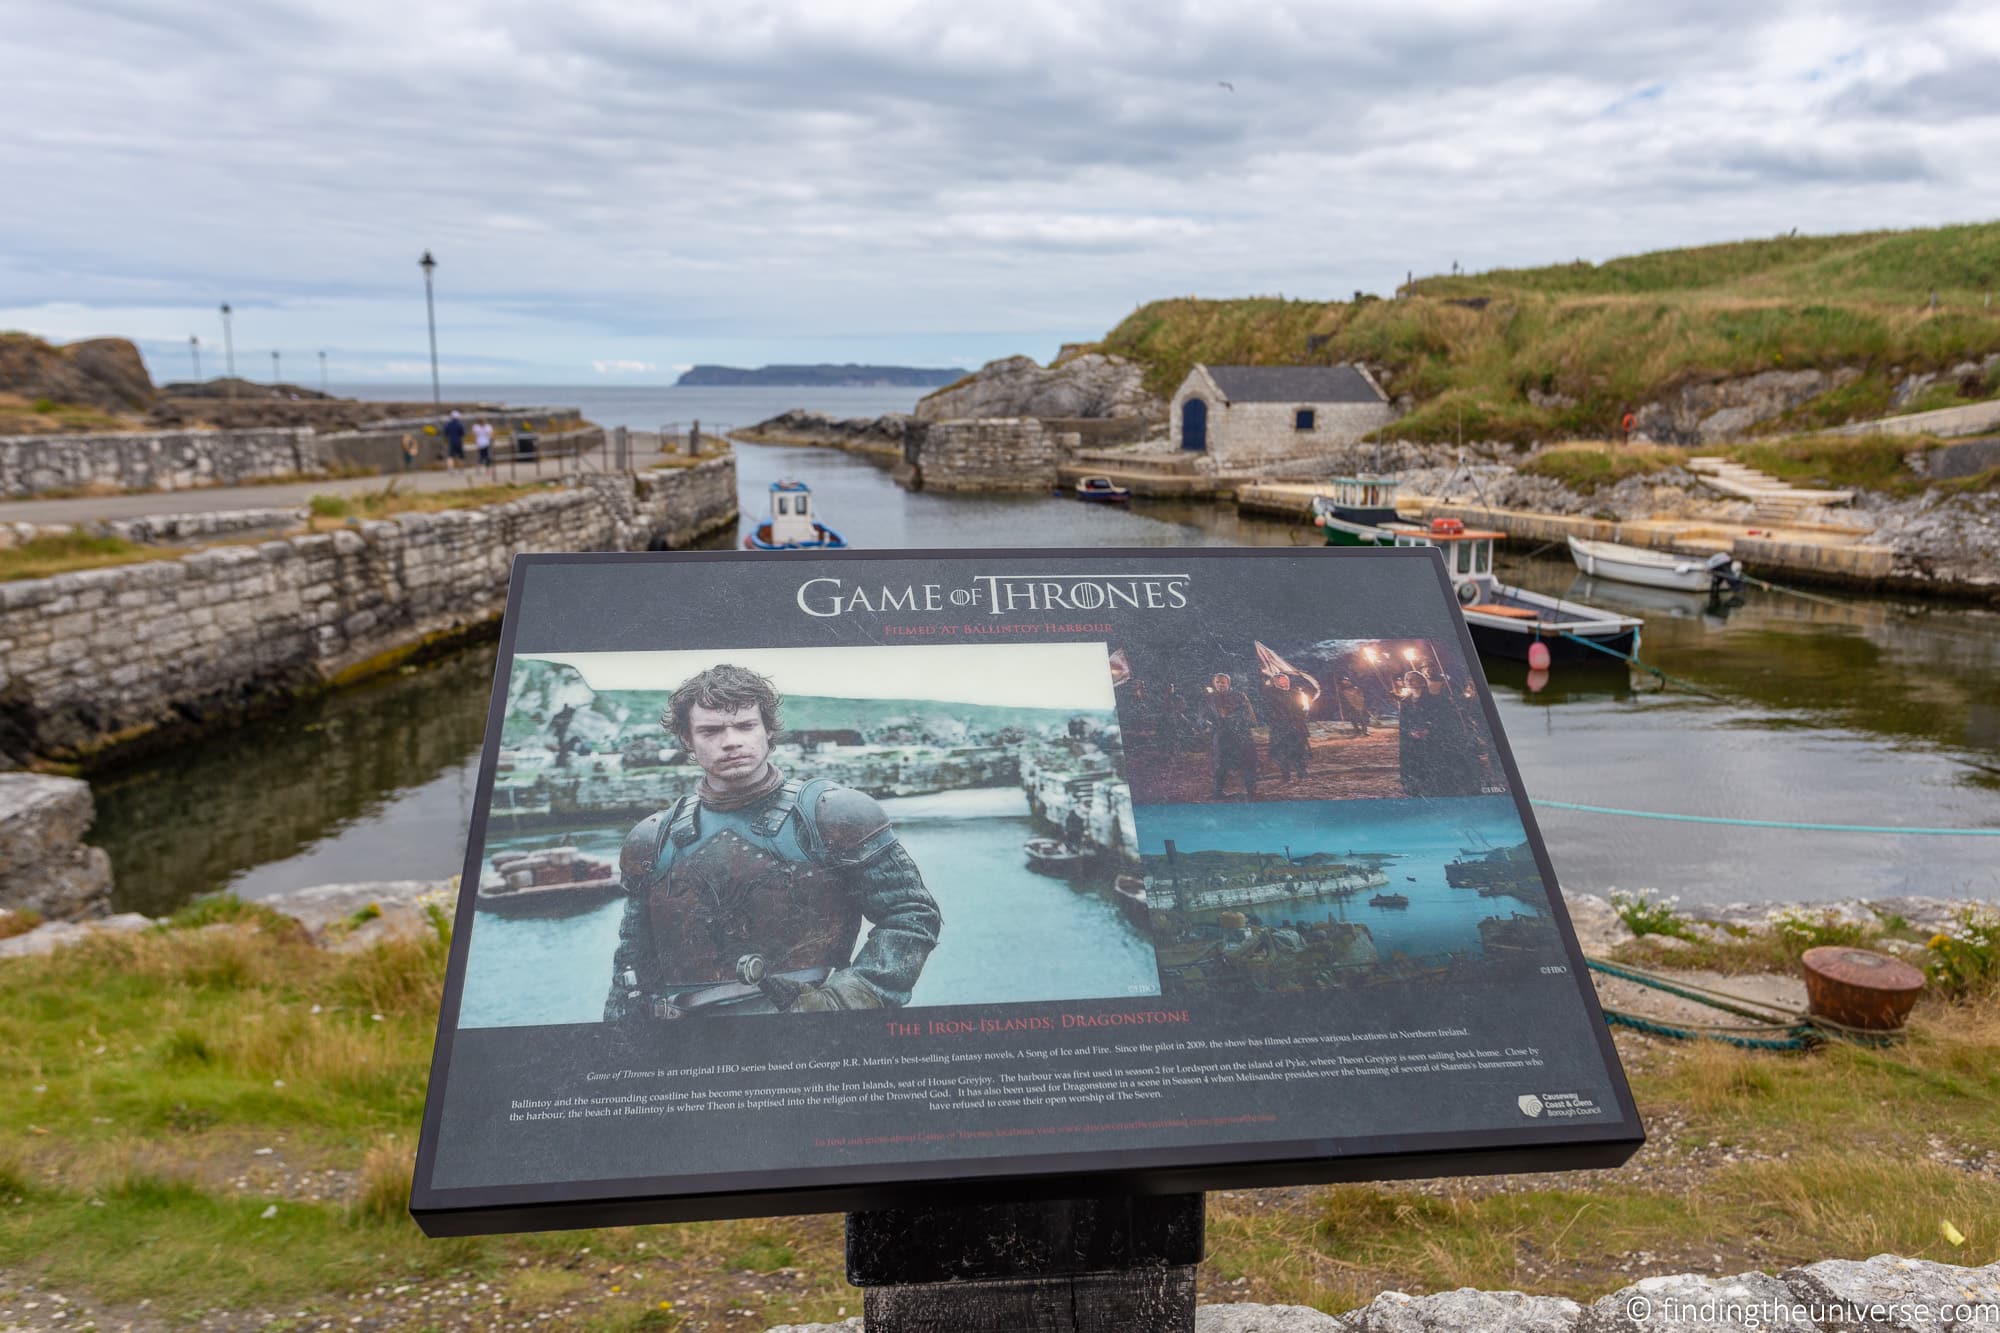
[{"xmin": 1567, "ymin": 535, "xmax": 1744, "ymax": 594}]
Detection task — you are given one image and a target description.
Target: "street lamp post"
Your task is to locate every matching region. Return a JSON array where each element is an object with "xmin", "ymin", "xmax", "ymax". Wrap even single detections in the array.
[
  {"xmin": 220, "ymin": 303, "xmax": 235, "ymax": 398},
  {"xmin": 190, "ymin": 335, "xmax": 201, "ymax": 383},
  {"xmin": 319, "ymin": 350, "xmax": 328, "ymax": 396},
  {"xmin": 419, "ymin": 250, "xmax": 441, "ymax": 423}
]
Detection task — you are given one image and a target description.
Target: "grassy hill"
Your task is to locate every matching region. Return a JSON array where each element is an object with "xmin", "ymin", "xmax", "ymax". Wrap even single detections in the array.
[{"xmin": 1093, "ymin": 222, "xmax": 2000, "ymax": 445}]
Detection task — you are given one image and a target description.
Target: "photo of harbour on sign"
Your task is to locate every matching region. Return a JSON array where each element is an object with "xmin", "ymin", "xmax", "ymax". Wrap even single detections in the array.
[
  {"xmin": 457, "ymin": 641, "xmax": 1159, "ymax": 1028},
  {"xmin": 1134, "ymin": 795, "xmax": 1562, "ymax": 1001},
  {"xmin": 1112, "ymin": 635, "xmax": 1502, "ymax": 805}
]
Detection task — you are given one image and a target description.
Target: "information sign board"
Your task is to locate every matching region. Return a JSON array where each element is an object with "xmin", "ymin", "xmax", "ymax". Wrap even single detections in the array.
[{"xmin": 411, "ymin": 548, "xmax": 1641, "ymax": 1235}]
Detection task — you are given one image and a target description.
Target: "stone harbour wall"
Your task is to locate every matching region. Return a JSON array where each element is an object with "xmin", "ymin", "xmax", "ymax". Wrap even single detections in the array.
[
  {"xmin": 0, "ymin": 457, "xmax": 736, "ymax": 766},
  {"xmin": 634, "ymin": 458, "xmax": 739, "ymax": 548},
  {"xmin": 893, "ymin": 418, "xmax": 1058, "ymax": 492},
  {"xmin": 0, "ymin": 773, "xmax": 112, "ymax": 920},
  {"xmin": 0, "ymin": 427, "xmax": 319, "ymax": 497}
]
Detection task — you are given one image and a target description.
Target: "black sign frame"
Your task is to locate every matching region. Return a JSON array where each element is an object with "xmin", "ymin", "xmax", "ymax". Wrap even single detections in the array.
[{"xmin": 411, "ymin": 546, "xmax": 1643, "ymax": 1237}]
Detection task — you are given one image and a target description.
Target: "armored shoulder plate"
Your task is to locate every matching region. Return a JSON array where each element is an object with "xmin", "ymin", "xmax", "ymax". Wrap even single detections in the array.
[
  {"xmin": 620, "ymin": 806, "xmax": 675, "ymax": 888},
  {"xmin": 813, "ymin": 785, "xmax": 897, "ymax": 865}
]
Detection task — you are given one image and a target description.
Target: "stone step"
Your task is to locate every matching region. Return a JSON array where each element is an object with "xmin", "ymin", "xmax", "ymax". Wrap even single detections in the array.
[{"xmin": 1686, "ymin": 457, "xmax": 1854, "ymax": 506}]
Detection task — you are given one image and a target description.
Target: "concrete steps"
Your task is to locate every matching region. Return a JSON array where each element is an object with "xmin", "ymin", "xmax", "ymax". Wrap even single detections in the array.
[{"xmin": 1687, "ymin": 456, "xmax": 1855, "ymax": 507}]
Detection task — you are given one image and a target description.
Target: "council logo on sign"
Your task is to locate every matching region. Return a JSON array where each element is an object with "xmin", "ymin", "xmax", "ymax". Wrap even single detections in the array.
[{"xmin": 1517, "ymin": 1094, "xmax": 1544, "ymax": 1118}]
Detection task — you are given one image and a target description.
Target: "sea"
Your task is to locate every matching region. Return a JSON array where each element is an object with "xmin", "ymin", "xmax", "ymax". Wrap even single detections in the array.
[{"xmin": 328, "ymin": 382, "xmax": 928, "ymax": 435}]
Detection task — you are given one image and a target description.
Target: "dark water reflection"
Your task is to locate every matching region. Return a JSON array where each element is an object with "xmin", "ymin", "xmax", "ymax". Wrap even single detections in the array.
[
  {"xmin": 92, "ymin": 443, "xmax": 2000, "ymax": 912},
  {"xmin": 92, "ymin": 648, "xmax": 499, "ymax": 916}
]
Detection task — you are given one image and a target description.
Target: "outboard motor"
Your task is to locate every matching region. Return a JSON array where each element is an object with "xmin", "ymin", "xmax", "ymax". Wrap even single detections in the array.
[{"xmin": 1705, "ymin": 551, "xmax": 1746, "ymax": 594}]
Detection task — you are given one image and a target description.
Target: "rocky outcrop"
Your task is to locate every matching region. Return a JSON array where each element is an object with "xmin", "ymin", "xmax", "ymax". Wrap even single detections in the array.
[
  {"xmin": 914, "ymin": 353, "xmax": 1162, "ymax": 423},
  {"xmin": 769, "ymin": 1255, "xmax": 2000, "ymax": 1332},
  {"xmin": 1858, "ymin": 484, "xmax": 2000, "ymax": 594},
  {"xmin": 1635, "ymin": 369, "xmax": 1859, "ymax": 445},
  {"xmin": 0, "ymin": 773, "xmax": 113, "ymax": 920},
  {"xmin": 735, "ymin": 410, "xmax": 917, "ymax": 458},
  {"xmin": 0, "ymin": 334, "xmax": 155, "ymax": 412}
]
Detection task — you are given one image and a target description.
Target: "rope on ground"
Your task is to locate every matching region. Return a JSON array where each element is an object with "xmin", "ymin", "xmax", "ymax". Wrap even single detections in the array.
[
  {"xmin": 1584, "ymin": 958, "xmax": 1898, "ymax": 1050},
  {"xmin": 1538, "ymin": 799, "xmax": 2000, "ymax": 837},
  {"xmin": 1740, "ymin": 571, "xmax": 1852, "ymax": 609},
  {"xmin": 1600, "ymin": 1009, "xmax": 1819, "ymax": 1051},
  {"xmin": 1553, "ymin": 630, "xmax": 1731, "ymax": 701},
  {"xmin": 1584, "ymin": 957, "xmax": 1799, "ymax": 1024}
]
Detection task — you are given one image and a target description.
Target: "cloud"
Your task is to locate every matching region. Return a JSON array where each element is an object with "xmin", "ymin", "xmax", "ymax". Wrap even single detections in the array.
[
  {"xmin": 3, "ymin": 0, "xmax": 1998, "ymax": 381},
  {"xmin": 592, "ymin": 359, "xmax": 658, "ymax": 374}
]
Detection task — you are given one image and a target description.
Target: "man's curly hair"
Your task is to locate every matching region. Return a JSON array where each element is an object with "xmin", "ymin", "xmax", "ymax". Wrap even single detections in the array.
[{"xmin": 663, "ymin": 663, "xmax": 781, "ymax": 743}]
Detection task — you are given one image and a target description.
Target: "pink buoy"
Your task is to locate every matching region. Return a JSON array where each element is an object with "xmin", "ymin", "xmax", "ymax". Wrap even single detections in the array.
[{"xmin": 1527, "ymin": 640, "xmax": 1552, "ymax": 671}]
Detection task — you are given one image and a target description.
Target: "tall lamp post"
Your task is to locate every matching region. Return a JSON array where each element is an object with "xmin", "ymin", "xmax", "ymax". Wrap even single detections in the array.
[
  {"xmin": 319, "ymin": 349, "xmax": 328, "ymax": 396},
  {"xmin": 419, "ymin": 250, "xmax": 441, "ymax": 423},
  {"xmin": 190, "ymin": 335, "xmax": 201, "ymax": 383},
  {"xmin": 220, "ymin": 303, "xmax": 235, "ymax": 398}
]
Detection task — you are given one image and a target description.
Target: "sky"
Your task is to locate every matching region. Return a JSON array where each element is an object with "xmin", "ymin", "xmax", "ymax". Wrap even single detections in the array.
[
  {"xmin": 527, "ymin": 642, "xmax": 1118, "ymax": 710},
  {"xmin": 4, "ymin": 0, "xmax": 1999, "ymax": 385}
]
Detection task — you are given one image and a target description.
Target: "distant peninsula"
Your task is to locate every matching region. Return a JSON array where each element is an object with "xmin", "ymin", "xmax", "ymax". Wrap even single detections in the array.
[{"xmin": 675, "ymin": 363, "xmax": 964, "ymax": 388}]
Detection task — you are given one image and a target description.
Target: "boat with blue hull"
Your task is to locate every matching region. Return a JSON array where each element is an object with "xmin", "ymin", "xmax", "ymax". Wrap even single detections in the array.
[
  {"xmin": 744, "ymin": 479, "xmax": 848, "ymax": 550},
  {"xmin": 1387, "ymin": 518, "xmax": 1643, "ymax": 664}
]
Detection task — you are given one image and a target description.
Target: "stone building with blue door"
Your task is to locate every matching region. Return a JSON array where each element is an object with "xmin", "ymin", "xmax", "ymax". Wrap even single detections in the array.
[{"xmin": 1168, "ymin": 364, "xmax": 1394, "ymax": 469}]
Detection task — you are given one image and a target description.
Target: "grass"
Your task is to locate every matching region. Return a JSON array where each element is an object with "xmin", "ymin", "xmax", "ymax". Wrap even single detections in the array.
[
  {"xmin": 0, "ymin": 391, "xmax": 137, "ymax": 436},
  {"xmin": 0, "ymin": 532, "xmax": 188, "ymax": 582},
  {"xmin": 0, "ymin": 908, "xmax": 43, "ymax": 942},
  {"xmin": 1717, "ymin": 432, "xmax": 1934, "ymax": 495},
  {"xmin": 303, "ymin": 481, "xmax": 557, "ymax": 524},
  {"xmin": 1089, "ymin": 223, "xmax": 2000, "ymax": 447},
  {"xmin": 1520, "ymin": 442, "xmax": 1689, "ymax": 495},
  {"xmin": 2, "ymin": 907, "xmax": 1996, "ymax": 1322}
]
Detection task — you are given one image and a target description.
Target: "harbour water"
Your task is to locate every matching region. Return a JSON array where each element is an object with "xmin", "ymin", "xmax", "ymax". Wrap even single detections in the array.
[{"xmin": 89, "ymin": 388, "xmax": 2000, "ymax": 915}]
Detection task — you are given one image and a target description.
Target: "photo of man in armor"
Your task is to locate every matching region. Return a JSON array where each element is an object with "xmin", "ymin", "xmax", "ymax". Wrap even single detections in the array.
[{"xmin": 605, "ymin": 664, "xmax": 942, "ymax": 1020}]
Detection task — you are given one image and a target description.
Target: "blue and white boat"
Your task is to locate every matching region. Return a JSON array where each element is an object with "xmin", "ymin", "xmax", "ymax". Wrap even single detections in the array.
[{"xmin": 743, "ymin": 480, "xmax": 848, "ymax": 550}]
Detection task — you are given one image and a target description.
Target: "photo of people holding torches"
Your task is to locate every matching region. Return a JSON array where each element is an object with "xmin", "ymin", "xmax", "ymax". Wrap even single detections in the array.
[{"xmin": 1114, "ymin": 637, "xmax": 1501, "ymax": 805}]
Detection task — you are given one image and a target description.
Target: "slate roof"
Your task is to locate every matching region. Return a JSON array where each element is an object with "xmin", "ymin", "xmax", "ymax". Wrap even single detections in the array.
[{"xmin": 1201, "ymin": 364, "xmax": 1384, "ymax": 404}]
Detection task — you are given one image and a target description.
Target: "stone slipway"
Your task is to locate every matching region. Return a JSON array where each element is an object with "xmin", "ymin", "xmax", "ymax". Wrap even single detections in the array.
[{"xmin": 1236, "ymin": 483, "xmax": 1899, "ymax": 587}]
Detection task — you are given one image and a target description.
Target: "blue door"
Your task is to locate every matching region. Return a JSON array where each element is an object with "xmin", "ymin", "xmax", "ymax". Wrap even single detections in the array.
[{"xmin": 1181, "ymin": 397, "xmax": 1207, "ymax": 451}]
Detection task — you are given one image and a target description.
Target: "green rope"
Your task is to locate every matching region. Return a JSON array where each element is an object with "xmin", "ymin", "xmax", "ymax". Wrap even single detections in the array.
[
  {"xmin": 1539, "ymin": 799, "xmax": 2000, "ymax": 837},
  {"xmin": 1552, "ymin": 630, "xmax": 1730, "ymax": 701},
  {"xmin": 1601, "ymin": 1009, "xmax": 1819, "ymax": 1052},
  {"xmin": 1739, "ymin": 571, "xmax": 1851, "ymax": 609},
  {"xmin": 1585, "ymin": 958, "xmax": 1798, "ymax": 1024}
]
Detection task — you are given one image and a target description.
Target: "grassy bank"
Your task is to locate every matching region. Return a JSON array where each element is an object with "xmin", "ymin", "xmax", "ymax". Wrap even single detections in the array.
[
  {"xmin": 305, "ymin": 481, "xmax": 558, "ymax": 523},
  {"xmin": 1092, "ymin": 223, "xmax": 2000, "ymax": 445},
  {"xmin": 0, "ymin": 532, "xmax": 185, "ymax": 583},
  {"xmin": 1517, "ymin": 432, "xmax": 1996, "ymax": 499},
  {"xmin": 3, "ymin": 901, "xmax": 1996, "ymax": 1326}
]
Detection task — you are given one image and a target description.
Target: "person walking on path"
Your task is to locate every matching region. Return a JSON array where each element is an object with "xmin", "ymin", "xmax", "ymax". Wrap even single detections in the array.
[
  {"xmin": 442, "ymin": 410, "xmax": 466, "ymax": 471},
  {"xmin": 399, "ymin": 432, "xmax": 419, "ymax": 471},
  {"xmin": 473, "ymin": 419, "xmax": 494, "ymax": 469}
]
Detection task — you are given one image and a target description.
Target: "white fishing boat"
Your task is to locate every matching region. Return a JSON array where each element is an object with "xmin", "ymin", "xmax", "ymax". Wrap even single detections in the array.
[
  {"xmin": 1384, "ymin": 519, "xmax": 1644, "ymax": 664},
  {"xmin": 1567, "ymin": 535, "xmax": 1744, "ymax": 594}
]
